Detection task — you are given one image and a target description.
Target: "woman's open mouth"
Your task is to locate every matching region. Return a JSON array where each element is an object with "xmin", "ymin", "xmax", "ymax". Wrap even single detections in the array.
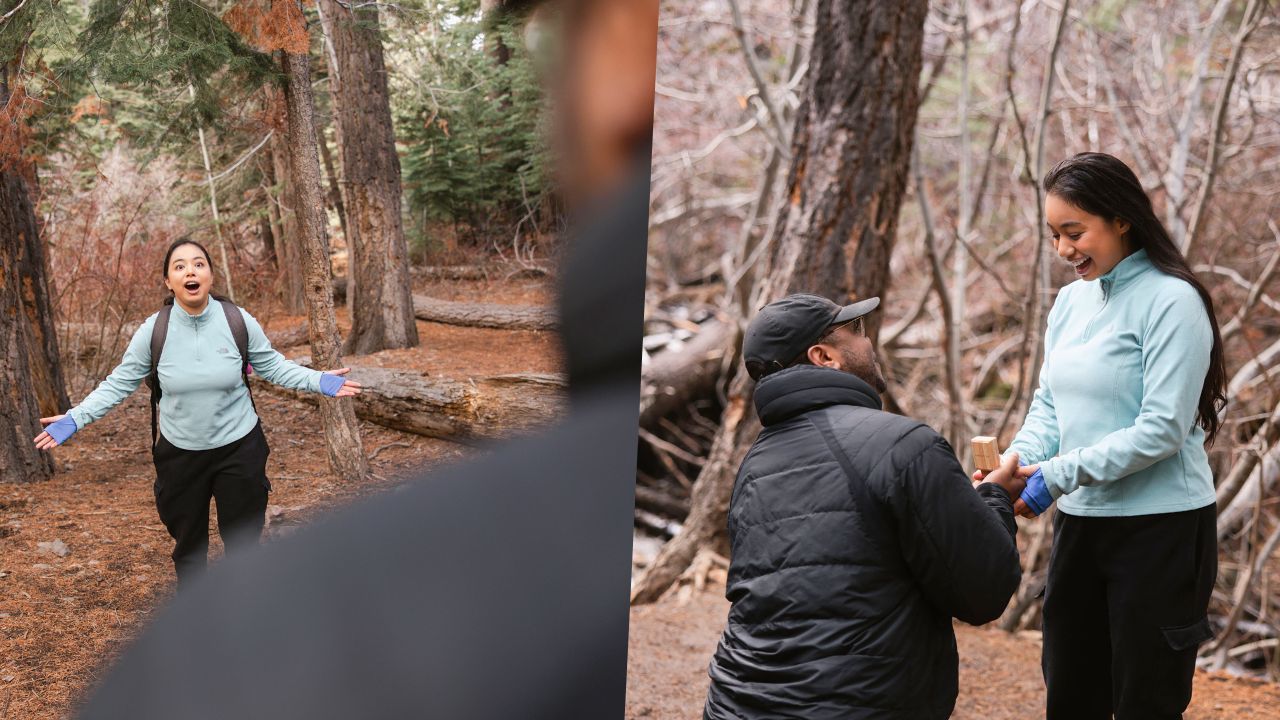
[
  {"xmin": 1070, "ymin": 257, "xmax": 1093, "ymax": 277},
  {"xmin": 184, "ymin": 281, "xmax": 201, "ymax": 294}
]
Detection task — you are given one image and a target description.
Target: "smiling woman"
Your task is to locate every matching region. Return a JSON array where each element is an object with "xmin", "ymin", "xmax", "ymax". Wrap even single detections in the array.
[
  {"xmin": 1045, "ymin": 193, "xmax": 1133, "ymax": 281},
  {"xmin": 996, "ymin": 152, "xmax": 1229, "ymax": 718},
  {"xmin": 30, "ymin": 236, "xmax": 365, "ymax": 588}
]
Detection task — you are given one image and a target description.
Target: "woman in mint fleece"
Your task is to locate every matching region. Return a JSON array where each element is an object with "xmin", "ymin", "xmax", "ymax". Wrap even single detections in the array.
[
  {"xmin": 33, "ymin": 238, "xmax": 362, "ymax": 586},
  {"xmin": 997, "ymin": 154, "xmax": 1226, "ymax": 719}
]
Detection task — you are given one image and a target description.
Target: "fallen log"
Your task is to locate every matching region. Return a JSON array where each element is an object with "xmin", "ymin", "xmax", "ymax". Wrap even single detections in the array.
[
  {"xmin": 412, "ymin": 295, "xmax": 558, "ymax": 331},
  {"xmin": 250, "ymin": 363, "xmax": 567, "ymax": 443},
  {"xmin": 635, "ymin": 484, "xmax": 691, "ymax": 520},
  {"xmin": 639, "ymin": 318, "xmax": 734, "ymax": 430},
  {"xmin": 268, "ymin": 323, "xmax": 311, "ymax": 348},
  {"xmin": 267, "ymin": 294, "xmax": 557, "ymax": 346},
  {"xmin": 411, "ymin": 264, "xmax": 552, "ymax": 281}
]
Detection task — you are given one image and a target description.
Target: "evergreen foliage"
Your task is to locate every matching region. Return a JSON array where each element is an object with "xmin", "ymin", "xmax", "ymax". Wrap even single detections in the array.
[
  {"xmin": 78, "ymin": 0, "xmax": 276, "ymax": 131},
  {"xmin": 394, "ymin": 0, "xmax": 554, "ymax": 246}
]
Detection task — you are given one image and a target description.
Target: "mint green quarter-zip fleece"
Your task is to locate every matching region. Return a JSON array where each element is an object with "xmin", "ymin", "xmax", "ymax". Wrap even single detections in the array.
[
  {"xmin": 68, "ymin": 301, "xmax": 324, "ymax": 451},
  {"xmin": 1007, "ymin": 249, "xmax": 1216, "ymax": 517}
]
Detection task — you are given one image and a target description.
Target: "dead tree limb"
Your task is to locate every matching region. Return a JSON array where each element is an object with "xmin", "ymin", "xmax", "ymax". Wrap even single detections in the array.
[
  {"xmin": 1184, "ymin": 0, "xmax": 1264, "ymax": 260},
  {"xmin": 1220, "ymin": 226, "xmax": 1280, "ymax": 343},
  {"xmin": 634, "ymin": 485, "xmax": 690, "ymax": 520},
  {"xmin": 996, "ymin": 0, "xmax": 1067, "ymax": 442},
  {"xmin": 631, "ymin": 388, "xmax": 755, "ymax": 604},
  {"xmin": 915, "ymin": 146, "xmax": 968, "ymax": 451},
  {"xmin": 1166, "ymin": 0, "xmax": 1233, "ymax": 248},
  {"xmin": 639, "ymin": 319, "xmax": 732, "ymax": 430},
  {"xmin": 726, "ymin": 0, "xmax": 791, "ymax": 156},
  {"xmin": 1206, "ymin": 519, "xmax": 1280, "ymax": 669}
]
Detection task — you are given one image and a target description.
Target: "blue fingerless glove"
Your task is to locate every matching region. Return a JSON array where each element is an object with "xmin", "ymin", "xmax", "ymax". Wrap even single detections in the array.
[
  {"xmin": 46, "ymin": 415, "xmax": 79, "ymax": 445},
  {"xmin": 319, "ymin": 373, "xmax": 345, "ymax": 397},
  {"xmin": 1019, "ymin": 467, "xmax": 1054, "ymax": 516}
]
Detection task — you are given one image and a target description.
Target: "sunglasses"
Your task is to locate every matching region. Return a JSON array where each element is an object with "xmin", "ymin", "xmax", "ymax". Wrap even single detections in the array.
[{"xmin": 824, "ymin": 316, "xmax": 865, "ymax": 339}]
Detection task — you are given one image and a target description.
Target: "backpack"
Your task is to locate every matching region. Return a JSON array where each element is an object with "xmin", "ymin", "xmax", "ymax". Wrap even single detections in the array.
[{"xmin": 146, "ymin": 295, "xmax": 253, "ymax": 446}]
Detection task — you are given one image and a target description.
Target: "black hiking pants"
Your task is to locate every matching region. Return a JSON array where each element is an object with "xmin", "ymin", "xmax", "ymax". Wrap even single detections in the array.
[
  {"xmin": 1042, "ymin": 504, "xmax": 1217, "ymax": 720},
  {"xmin": 151, "ymin": 422, "xmax": 271, "ymax": 588}
]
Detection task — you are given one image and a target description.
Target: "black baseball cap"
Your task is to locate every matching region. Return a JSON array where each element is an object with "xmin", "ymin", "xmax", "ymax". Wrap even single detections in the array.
[{"xmin": 742, "ymin": 293, "xmax": 880, "ymax": 380}]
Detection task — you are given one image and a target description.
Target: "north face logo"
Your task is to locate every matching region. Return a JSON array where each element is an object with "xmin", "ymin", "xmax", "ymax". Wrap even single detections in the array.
[{"xmin": 216, "ymin": 347, "xmax": 230, "ymax": 354}]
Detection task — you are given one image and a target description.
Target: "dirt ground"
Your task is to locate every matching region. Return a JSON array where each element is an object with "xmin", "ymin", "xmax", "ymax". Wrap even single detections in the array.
[
  {"xmin": 0, "ymin": 273, "xmax": 560, "ymax": 720},
  {"xmin": 625, "ymin": 586, "xmax": 1280, "ymax": 719}
]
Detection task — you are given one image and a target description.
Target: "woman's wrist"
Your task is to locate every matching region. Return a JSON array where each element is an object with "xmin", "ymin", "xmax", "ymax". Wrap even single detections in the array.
[
  {"xmin": 318, "ymin": 373, "xmax": 345, "ymax": 397},
  {"xmin": 46, "ymin": 415, "xmax": 79, "ymax": 445},
  {"xmin": 1018, "ymin": 467, "xmax": 1053, "ymax": 515}
]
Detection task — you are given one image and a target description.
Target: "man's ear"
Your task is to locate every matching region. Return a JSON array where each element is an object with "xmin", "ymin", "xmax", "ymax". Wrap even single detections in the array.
[{"xmin": 805, "ymin": 343, "xmax": 838, "ymax": 369}]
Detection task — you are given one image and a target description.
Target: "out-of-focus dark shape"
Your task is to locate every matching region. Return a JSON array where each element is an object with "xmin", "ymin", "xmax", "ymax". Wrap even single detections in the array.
[{"xmin": 77, "ymin": 1, "xmax": 656, "ymax": 718}]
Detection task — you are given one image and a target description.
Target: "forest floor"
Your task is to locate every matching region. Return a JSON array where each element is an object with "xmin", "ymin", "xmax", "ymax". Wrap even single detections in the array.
[
  {"xmin": 0, "ymin": 270, "xmax": 560, "ymax": 720},
  {"xmin": 625, "ymin": 585, "xmax": 1280, "ymax": 719}
]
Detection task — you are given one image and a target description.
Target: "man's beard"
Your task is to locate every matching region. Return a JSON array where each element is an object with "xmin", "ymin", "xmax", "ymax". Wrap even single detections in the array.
[{"xmin": 840, "ymin": 348, "xmax": 887, "ymax": 394}]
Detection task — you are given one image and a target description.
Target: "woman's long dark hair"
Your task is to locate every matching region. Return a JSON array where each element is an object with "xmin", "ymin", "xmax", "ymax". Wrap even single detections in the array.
[
  {"xmin": 161, "ymin": 237, "xmax": 223, "ymax": 306},
  {"xmin": 1043, "ymin": 152, "xmax": 1227, "ymax": 444}
]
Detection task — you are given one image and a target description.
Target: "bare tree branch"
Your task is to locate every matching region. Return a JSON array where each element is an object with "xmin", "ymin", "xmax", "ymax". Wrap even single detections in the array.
[
  {"xmin": 1184, "ymin": 0, "xmax": 1264, "ymax": 259},
  {"xmin": 727, "ymin": 0, "xmax": 792, "ymax": 157},
  {"xmin": 1166, "ymin": 0, "xmax": 1232, "ymax": 248}
]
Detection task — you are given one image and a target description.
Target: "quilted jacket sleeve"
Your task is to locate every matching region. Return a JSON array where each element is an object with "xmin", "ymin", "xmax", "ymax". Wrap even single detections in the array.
[{"xmin": 886, "ymin": 432, "xmax": 1022, "ymax": 626}]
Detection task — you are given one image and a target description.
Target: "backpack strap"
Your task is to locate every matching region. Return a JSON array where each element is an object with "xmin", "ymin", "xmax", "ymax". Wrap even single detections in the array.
[
  {"xmin": 215, "ymin": 297, "xmax": 256, "ymax": 412},
  {"xmin": 148, "ymin": 302, "xmax": 174, "ymax": 447}
]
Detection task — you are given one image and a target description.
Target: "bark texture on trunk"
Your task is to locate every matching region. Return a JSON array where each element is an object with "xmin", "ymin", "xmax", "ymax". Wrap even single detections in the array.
[
  {"xmin": 261, "ymin": 144, "xmax": 282, "ymax": 270},
  {"xmin": 631, "ymin": 0, "xmax": 930, "ymax": 605},
  {"xmin": 253, "ymin": 365, "xmax": 565, "ymax": 443},
  {"xmin": 317, "ymin": 119, "xmax": 350, "ymax": 246},
  {"xmin": 15, "ymin": 173, "xmax": 69, "ymax": 417},
  {"xmin": 1, "ymin": 168, "xmax": 56, "ymax": 483},
  {"xmin": 280, "ymin": 50, "xmax": 368, "ymax": 483},
  {"xmin": 269, "ymin": 131, "xmax": 307, "ymax": 313},
  {"xmin": 318, "ymin": 0, "xmax": 419, "ymax": 355},
  {"xmin": 763, "ymin": 0, "xmax": 928, "ymax": 342}
]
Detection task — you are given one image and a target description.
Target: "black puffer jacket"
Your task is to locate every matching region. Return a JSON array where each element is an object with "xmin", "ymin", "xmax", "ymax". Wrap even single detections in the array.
[{"xmin": 705, "ymin": 365, "xmax": 1021, "ymax": 719}]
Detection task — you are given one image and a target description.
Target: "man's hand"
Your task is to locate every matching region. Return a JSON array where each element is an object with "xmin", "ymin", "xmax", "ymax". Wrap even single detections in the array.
[{"xmin": 974, "ymin": 452, "xmax": 1026, "ymax": 501}]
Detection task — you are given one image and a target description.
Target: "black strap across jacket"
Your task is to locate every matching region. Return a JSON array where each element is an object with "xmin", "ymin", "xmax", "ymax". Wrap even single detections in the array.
[{"xmin": 705, "ymin": 365, "xmax": 1021, "ymax": 720}]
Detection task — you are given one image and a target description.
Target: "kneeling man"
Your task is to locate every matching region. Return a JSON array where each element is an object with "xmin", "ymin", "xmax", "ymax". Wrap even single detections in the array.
[{"xmin": 705, "ymin": 294, "xmax": 1024, "ymax": 719}]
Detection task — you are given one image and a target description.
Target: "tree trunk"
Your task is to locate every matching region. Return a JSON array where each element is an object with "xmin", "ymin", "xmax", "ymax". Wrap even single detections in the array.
[
  {"xmin": 631, "ymin": 0, "xmax": 930, "ymax": 605},
  {"xmin": 253, "ymin": 365, "xmax": 565, "ymax": 443},
  {"xmin": 279, "ymin": 49, "xmax": 368, "ymax": 483},
  {"xmin": 2, "ymin": 65, "xmax": 68, "ymax": 419},
  {"xmin": 1, "ymin": 169, "xmax": 56, "ymax": 483},
  {"xmin": 258, "ymin": 214, "xmax": 277, "ymax": 269},
  {"xmin": 318, "ymin": 0, "xmax": 419, "ymax": 355},
  {"xmin": 317, "ymin": 118, "xmax": 349, "ymax": 248},
  {"xmin": 270, "ymin": 130, "xmax": 307, "ymax": 313},
  {"xmin": 15, "ymin": 171, "xmax": 69, "ymax": 418},
  {"xmin": 261, "ymin": 146, "xmax": 282, "ymax": 270},
  {"xmin": 412, "ymin": 295, "xmax": 557, "ymax": 331}
]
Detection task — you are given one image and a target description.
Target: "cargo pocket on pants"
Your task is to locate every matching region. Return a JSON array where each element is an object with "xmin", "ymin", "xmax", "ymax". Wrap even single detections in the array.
[{"xmin": 1161, "ymin": 617, "xmax": 1214, "ymax": 651}]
